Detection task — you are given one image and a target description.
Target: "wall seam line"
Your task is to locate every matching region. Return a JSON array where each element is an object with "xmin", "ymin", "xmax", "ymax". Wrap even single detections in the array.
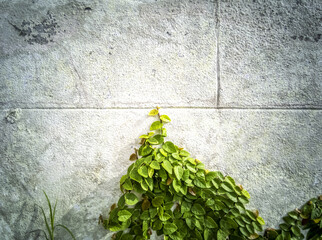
[{"xmin": 215, "ymin": 0, "xmax": 221, "ymax": 108}]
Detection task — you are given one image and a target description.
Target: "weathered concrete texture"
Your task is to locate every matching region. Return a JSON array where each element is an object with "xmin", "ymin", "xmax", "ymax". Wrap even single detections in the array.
[
  {"xmin": 219, "ymin": 0, "xmax": 322, "ymax": 108},
  {"xmin": 0, "ymin": 109, "xmax": 321, "ymax": 239},
  {"xmin": 0, "ymin": 0, "xmax": 217, "ymax": 108}
]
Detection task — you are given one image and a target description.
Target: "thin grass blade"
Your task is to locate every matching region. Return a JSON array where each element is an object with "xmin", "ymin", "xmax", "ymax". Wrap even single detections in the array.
[
  {"xmin": 29, "ymin": 229, "xmax": 50, "ymax": 240},
  {"xmin": 43, "ymin": 191, "xmax": 54, "ymax": 232},
  {"xmin": 39, "ymin": 205, "xmax": 53, "ymax": 240},
  {"xmin": 55, "ymin": 224, "xmax": 76, "ymax": 240}
]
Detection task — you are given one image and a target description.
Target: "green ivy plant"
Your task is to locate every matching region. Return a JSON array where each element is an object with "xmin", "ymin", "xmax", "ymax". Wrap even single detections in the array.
[
  {"xmin": 30, "ymin": 191, "xmax": 76, "ymax": 240},
  {"xmin": 100, "ymin": 108, "xmax": 321, "ymax": 240}
]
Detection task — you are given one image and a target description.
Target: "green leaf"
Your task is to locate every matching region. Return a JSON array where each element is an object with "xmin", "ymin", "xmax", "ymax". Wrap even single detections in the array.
[
  {"xmin": 172, "ymin": 153, "xmax": 182, "ymax": 160},
  {"xmin": 221, "ymin": 182, "xmax": 234, "ymax": 192},
  {"xmin": 174, "ymin": 166, "xmax": 184, "ymax": 180},
  {"xmin": 161, "ymin": 128, "xmax": 167, "ymax": 137},
  {"xmin": 130, "ymin": 169, "xmax": 142, "ymax": 183},
  {"xmin": 147, "ymin": 137, "xmax": 159, "ymax": 144},
  {"xmin": 138, "ymin": 144, "xmax": 153, "ymax": 156},
  {"xmin": 205, "ymin": 216, "xmax": 218, "ymax": 228},
  {"xmin": 150, "ymin": 161, "xmax": 160, "ymax": 170},
  {"xmin": 181, "ymin": 201, "xmax": 192, "ymax": 213},
  {"xmin": 145, "ymin": 178, "xmax": 153, "ymax": 191},
  {"xmin": 139, "ymin": 132, "xmax": 154, "ymax": 138},
  {"xmin": 159, "ymin": 168, "xmax": 168, "ymax": 181},
  {"xmin": 124, "ymin": 193, "xmax": 138, "ymax": 205},
  {"xmin": 118, "ymin": 195, "xmax": 125, "ymax": 208},
  {"xmin": 153, "ymin": 134, "xmax": 164, "ymax": 144},
  {"xmin": 217, "ymin": 229, "xmax": 229, "ymax": 240},
  {"xmin": 152, "ymin": 196, "xmax": 164, "ymax": 207},
  {"xmin": 118, "ymin": 210, "xmax": 132, "ymax": 222},
  {"xmin": 163, "ymin": 223, "xmax": 177, "ymax": 235},
  {"xmin": 205, "ymin": 172, "xmax": 217, "ymax": 182},
  {"xmin": 159, "ymin": 213, "xmax": 171, "ymax": 222},
  {"xmin": 241, "ymin": 189, "xmax": 250, "ymax": 199},
  {"xmin": 287, "ymin": 211, "xmax": 299, "ymax": 220},
  {"xmin": 194, "ymin": 178, "xmax": 207, "ymax": 188},
  {"xmin": 162, "ymin": 141, "xmax": 176, "ymax": 153},
  {"xmin": 148, "ymin": 109, "xmax": 159, "ymax": 116},
  {"xmin": 148, "ymin": 167, "xmax": 154, "ymax": 178},
  {"xmin": 182, "ymin": 169, "xmax": 190, "ymax": 181},
  {"xmin": 291, "ymin": 225, "xmax": 301, "ymax": 237},
  {"xmin": 159, "ymin": 148, "xmax": 168, "ymax": 157},
  {"xmin": 122, "ymin": 178, "xmax": 133, "ymax": 190},
  {"xmin": 196, "ymin": 163, "xmax": 205, "ymax": 169},
  {"xmin": 186, "ymin": 163, "xmax": 197, "ymax": 173},
  {"xmin": 162, "ymin": 160, "xmax": 173, "ymax": 174},
  {"xmin": 256, "ymin": 216, "xmax": 265, "ymax": 225},
  {"xmin": 152, "ymin": 219, "xmax": 163, "ymax": 231},
  {"xmin": 138, "ymin": 166, "xmax": 148, "ymax": 178},
  {"xmin": 191, "ymin": 203, "xmax": 206, "ymax": 215},
  {"xmin": 179, "ymin": 150, "xmax": 190, "ymax": 157},
  {"xmin": 172, "ymin": 179, "xmax": 181, "ymax": 193},
  {"xmin": 150, "ymin": 121, "xmax": 162, "ymax": 130},
  {"xmin": 160, "ymin": 115, "xmax": 171, "ymax": 123},
  {"xmin": 220, "ymin": 217, "xmax": 238, "ymax": 230},
  {"xmin": 140, "ymin": 210, "xmax": 150, "ymax": 220},
  {"xmin": 140, "ymin": 180, "xmax": 148, "ymax": 191}
]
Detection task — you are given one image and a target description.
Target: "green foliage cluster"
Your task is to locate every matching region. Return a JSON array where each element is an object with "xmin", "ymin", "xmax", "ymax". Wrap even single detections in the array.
[
  {"xmin": 100, "ymin": 108, "xmax": 321, "ymax": 240},
  {"xmin": 264, "ymin": 197, "xmax": 322, "ymax": 240},
  {"xmin": 31, "ymin": 191, "xmax": 76, "ymax": 240}
]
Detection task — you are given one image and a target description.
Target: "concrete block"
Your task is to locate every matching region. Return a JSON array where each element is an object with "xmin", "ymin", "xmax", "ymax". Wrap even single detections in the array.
[
  {"xmin": 0, "ymin": 109, "xmax": 321, "ymax": 239},
  {"xmin": 219, "ymin": 0, "xmax": 322, "ymax": 108},
  {"xmin": 0, "ymin": 0, "xmax": 217, "ymax": 108}
]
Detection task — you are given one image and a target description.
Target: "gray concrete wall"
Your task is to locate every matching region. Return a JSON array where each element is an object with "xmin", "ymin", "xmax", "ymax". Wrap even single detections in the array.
[{"xmin": 0, "ymin": 0, "xmax": 321, "ymax": 239}]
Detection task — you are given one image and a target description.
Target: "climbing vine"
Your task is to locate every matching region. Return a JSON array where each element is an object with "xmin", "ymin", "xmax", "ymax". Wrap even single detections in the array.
[{"xmin": 100, "ymin": 108, "xmax": 322, "ymax": 240}]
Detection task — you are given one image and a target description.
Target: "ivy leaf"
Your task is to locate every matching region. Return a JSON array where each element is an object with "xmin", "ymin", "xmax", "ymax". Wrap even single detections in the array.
[
  {"xmin": 129, "ymin": 153, "xmax": 137, "ymax": 161},
  {"xmin": 148, "ymin": 109, "xmax": 159, "ymax": 116},
  {"xmin": 256, "ymin": 216, "xmax": 265, "ymax": 225},
  {"xmin": 205, "ymin": 216, "xmax": 218, "ymax": 228},
  {"xmin": 138, "ymin": 144, "xmax": 153, "ymax": 156},
  {"xmin": 162, "ymin": 141, "xmax": 176, "ymax": 153},
  {"xmin": 145, "ymin": 178, "xmax": 153, "ymax": 191},
  {"xmin": 160, "ymin": 115, "xmax": 171, "ymax": 123},
  {"xmin": 148, "ymin": 167, "xmax": 154, "ymax": 178},
  {"xmin": 291, "ymin": 225, "xmax": 301, "ymax": 237},
  {"xmin": 150, "ymin": 161, "xmax": 160, "ymax": 170},
  {"xmin": 174, "ymin": 166, "xmax": 184, "ymax": 180},
  {"xmin": 142, "ymin": 199, "xmax": 151, "ymax": 211},
  {"xmin": 191, "ymin": 203, "xmax": 206, "ymax": 215},
  {"xmin": 122, "ymin": 178, "xmax": 133, "ymax": 191},
  {"xmin": 118, "ymin": 210, "xmax": 132, "ymax": 222},
  {"xmin": 138, "ymin": 166, "xmax": 148, "ymax": 178},
  {"xmin": 163, "ymin": 223, "xmax": 177, "ymax": 235},
  {"xmin": 147, "ymin": 137, "xmax": 159, "ymax": 145},
  {"xmin": 182, "ymin": 169, "xmax": 190, "ymax": 181},
  {"xmin": 139, "ymin": 132, "xmax": 154, "ymax": 139},
  {"xmin": 217, "ymin": 229, "xmax": 229, "ymax": 240},
  {"xmin": 172, "ymin": 153, "xmax": 182, "ymax": 160},
  {"xmin": 152, "ymin": 196, "xmax": 164, "ymax": 207},
  {"xmin": 153, "ymin": 134, "xmax": 164, "ymax": 144},
  {"xmin": 220, "ymin": 217, "xmax": 238, "ymax": 230},
  {"xmin": 150, "ymin": 121, "xmax": 162, "ymax": 131},
  {"xmin": 242, "ymin": 189, "xmax": 250, "ymax": 199},
  {"xmin": 179, "ymin": 150, "xmax": 190, "ymax": 157},
  {"xmin": 130, "ymin": 168, "xmax": 142, "ymax": 183},
  {"xmin": 162, "ymin": 160, "xmax": 173, "ymax": 174},
  {"xmin": 124, "ymin": 193, "xmax": 138, "ymax": 205},
  {"xmin": 205, "ymin": 172, "xmax": 217, "ymax": 182},
  {"xmin": 172, "ymin": 179, "xmax": 181, "ymax": 193},
  {"xmin": 152, "ymin": 219, "xmax": 163, "ymax": 231}
]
